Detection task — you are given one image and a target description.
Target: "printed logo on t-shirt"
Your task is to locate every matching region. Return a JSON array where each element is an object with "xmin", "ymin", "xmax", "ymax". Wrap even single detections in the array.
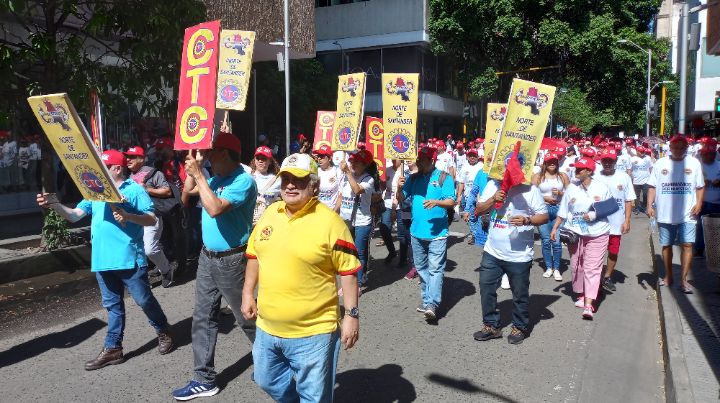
[
  {"xmin": 660, "ymin": 182, "xmax": 692, "ymax": 195},
  {"xmin": 617, "ymin": 184, "xmax": 624, "ymax": 191},
  {"xmin": 661, "ymin": 169, "xmax": 669, "ymax": 176},
  {"xmin": 684, "ymin": 168, "xmax": 693, "ymax": 175},
  {"xmin": 259, "ymin": 225, "xmax": 273, "ymax": 241},
  {"xmin": 329, "ymin": 177, "xmax": 336, "ymax": 183},
  {"xmin": 570, "ymin": 198, "xmax": 576, "ymax": 204},
  {"xmin": 593, "ymin": 195, "xmax": 601, "ymax": 201}
]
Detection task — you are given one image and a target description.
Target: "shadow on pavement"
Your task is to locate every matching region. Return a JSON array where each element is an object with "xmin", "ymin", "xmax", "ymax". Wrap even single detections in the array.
[
  {"xmin": 0, "ymin": 317, "xmax": 106, "ymax": 367},
  {"xmin": 497, "ymin": 293, "xmax": 561, "ymax": 333},
  {"xmin": 334, "ymin": 363, "xmax": 416, "ymax": 402},
  {"xmin": 426, "ymin": 373, "xmax": 520, "ymax": 402},
  {"xmin": 434, "ymin": 276, "xmax": 476, "ymax": 323},
  {"xmin": 636, "ymin": 272, "xmax": 657, "ymax": 290},
  {"xmin": 217, "ymin": 351, "xmax": 253, "ymax": 389}
]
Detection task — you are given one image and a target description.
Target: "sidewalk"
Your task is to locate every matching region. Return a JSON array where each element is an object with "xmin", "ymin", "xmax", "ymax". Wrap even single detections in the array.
[{"xmin": 650, "ymin": 229, "xmax": 720, "ymax": 402}]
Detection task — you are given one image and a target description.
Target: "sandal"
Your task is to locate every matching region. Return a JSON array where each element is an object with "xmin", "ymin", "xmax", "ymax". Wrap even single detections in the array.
[
  {"xmin": 658, "ymin": 278, "xmax": 668, "ymax": 287},
  {"xmin": 681, "ymin": 285, "xmax": 694, "ymax": 294}
]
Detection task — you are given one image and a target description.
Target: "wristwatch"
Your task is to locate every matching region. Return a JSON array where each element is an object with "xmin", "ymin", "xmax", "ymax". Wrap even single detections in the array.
[{"xmin": 346, "ymin": 307, "xmax": 360, "ymax": 319}]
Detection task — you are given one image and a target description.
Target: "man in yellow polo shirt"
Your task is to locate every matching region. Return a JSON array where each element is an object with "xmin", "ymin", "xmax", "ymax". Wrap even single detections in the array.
[{"xmin": 241, "ymin": 153, "xmax": 360, "ymax": 402}]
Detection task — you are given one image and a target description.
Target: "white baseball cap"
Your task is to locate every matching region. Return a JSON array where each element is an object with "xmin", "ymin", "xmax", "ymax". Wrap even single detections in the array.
[{"xmin": 278, "ymin": 153, "xmax": 318, "ymax": 178}]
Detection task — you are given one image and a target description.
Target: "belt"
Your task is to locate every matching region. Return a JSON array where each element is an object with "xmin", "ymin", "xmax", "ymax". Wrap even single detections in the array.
[{"xmin": 202, "ymin": 244, "xmax": 247, "ymax": 258}]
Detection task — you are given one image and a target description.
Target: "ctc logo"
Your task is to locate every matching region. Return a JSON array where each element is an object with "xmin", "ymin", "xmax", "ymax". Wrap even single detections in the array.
[{"xmin": 392, "ymin": 134, "xmax": 410, "ymax": 153}]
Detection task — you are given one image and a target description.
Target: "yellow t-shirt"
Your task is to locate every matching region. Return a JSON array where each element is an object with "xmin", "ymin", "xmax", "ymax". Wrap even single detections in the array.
[{"xmin": 246, "ymin": 197, "xmax": 361, "ymax": 338}]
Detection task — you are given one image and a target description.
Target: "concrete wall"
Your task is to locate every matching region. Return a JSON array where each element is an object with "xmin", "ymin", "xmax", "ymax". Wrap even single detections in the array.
[{"xmin": 316, "ymin": 0, "xmax": 427, "ymax": 41}]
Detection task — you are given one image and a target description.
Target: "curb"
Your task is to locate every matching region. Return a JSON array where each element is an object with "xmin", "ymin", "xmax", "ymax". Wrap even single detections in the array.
[
  {"xmin": 0, "ymin": 244, "xmax": 91, "ymax": 284},
  {"xmin": 649, "ymin": 231, "xmax": 695, "ymax": 403}
]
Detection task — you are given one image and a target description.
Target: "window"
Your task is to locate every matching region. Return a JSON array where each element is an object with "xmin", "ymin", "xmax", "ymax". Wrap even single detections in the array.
[{"xmin": 316, "ymin": 0, "xmax": 368, "ymax": 7}]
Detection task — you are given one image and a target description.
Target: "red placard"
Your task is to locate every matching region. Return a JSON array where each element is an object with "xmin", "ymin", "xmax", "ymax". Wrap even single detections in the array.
[
  {"xmin": 313, "ymin": 111, "xmax": 336, "ymax": 150},
  {"xmin": 365, "ymin": 116, "xmax": 386, "ymax": 181},
  {"xmin": 174, "ymin": 21, "xmax": 221, "ymax": 150}
]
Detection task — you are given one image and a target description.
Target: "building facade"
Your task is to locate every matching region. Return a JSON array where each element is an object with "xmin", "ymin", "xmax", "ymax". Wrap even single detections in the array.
[{"xmin": 314, "ymin": 0, "xmax": 464, "ymax": 140}]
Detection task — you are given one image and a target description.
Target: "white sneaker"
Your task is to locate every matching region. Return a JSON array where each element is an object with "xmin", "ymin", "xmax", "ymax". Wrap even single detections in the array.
[
  {"xmin": 553, "ymin": 270, "xmax": 563, "ymax": 281},
  {"xmin": 582, "ymin": 306, "xmax": 595, "ymax": 320},
  {"xmin": 501, "ymin": 274, "xmax": 510, "ymax": 289},
  {"xmin": 574, "ymin": 297, "xmax": 585, "ymax": 308},
  {"xmin": 543, "ymin": 268, "xmax": 553, "ymax": 278}
]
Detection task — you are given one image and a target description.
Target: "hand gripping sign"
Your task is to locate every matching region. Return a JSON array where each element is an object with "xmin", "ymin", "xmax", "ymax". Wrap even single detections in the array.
[
  {"xmin": 175, "ymin": 20, "xmax": 221, "ymax": 150},
  {"xmin": 27, "ymin": 93, "xmax": 122, "ymax": 202},
  {"xmin": 487, "ymin": 79, "xmax": 556, "ymax": 183},
  {"xmin": 382, "ymin": 73, "xmax": 419, "ymax": 161}
]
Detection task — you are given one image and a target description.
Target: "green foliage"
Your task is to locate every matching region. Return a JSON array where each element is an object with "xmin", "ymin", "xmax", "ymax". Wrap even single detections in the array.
[
  {"xmin": 429, "ymin": 0, "xmax": 675, "ymax": 132},
  {"xmin": 0, "ymin": 0, "xmax": 207, "ymax": 120},
  {"xmin": 554, "ymin": 87, "xmax": 614, "ymax": 132},
  {"xmin": 41, "ymin": 210, "xmax": 72, "ymax": 250}
]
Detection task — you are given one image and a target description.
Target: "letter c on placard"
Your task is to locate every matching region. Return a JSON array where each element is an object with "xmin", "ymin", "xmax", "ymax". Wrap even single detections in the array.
[
  {"xmin": 180, "ymin": 105, "xmax": 208, "ymax": 144},
  {"xmin": 187, "ymin": 28, "xmax": 215, "ymax": 67}
]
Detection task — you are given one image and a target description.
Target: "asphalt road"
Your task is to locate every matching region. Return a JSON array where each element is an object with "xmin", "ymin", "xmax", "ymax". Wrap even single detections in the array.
[{"xmin": 0, "ymin": 215, "xmax": 663, "ymax": 402}]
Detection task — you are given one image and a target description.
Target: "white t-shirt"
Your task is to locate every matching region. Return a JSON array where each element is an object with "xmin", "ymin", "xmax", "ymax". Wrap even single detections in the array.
[
  {"xmin": 339, "ymin": 173, "xmax": 374, "ymax": 226},
  {"xmin": 648, "ymin": 156, "xmax": 705, "ymax": 224},
  {"xmin": 392, "ymin": 167, "xmax": 412, "ymax": 219},
  {"xmin": 631, "ymin": 156, "xmax": 652, "ymax": 185},
  {"xmin": 318, "ymin": 166, "xmax": 343, "ymax": 210},
  {"xmin": 595, "ymin": 171, "xmax": 636, "ymax": 235},
  {"xmin": 1, "ymin": 140, "xmax": 17, "ymax": 167},
  {"xmin": 455, "ymin": 153, "xmax": 467, "ymax": 175},
  {"xmin": 480, "ymin": 181, "xmax": 547, "ymax": 263},
  {"xmin": 435, "ymin": 152, "xmax": 456, "ymax": 176},
  {"xmin": 557, "ymin": 180, "xmax": 612, "ymax": 237},
  {"xmin": 383, "ymin": 165, "xmax": 397, "ymax": 209},
  {"xmin": 560, "ymin": 156, "xmax": 577, "ymax": 182},
  {"xmin": 617, "ymin": 153, "xmax": 633, "ymax": 173},
  {"xmin": 457, "ymin": 162, "xmax": 483, "ymax": 198},
  {"xmin": 701, "ymin": 160, "xmax": 720, "ymax": 205},
  {"xmin": 332, "ymin": 151, "xmax": 346, "ymax": 167},
  {"xmin": 29, "ymin": 142, "xmax": 41, "ymax": 160}
]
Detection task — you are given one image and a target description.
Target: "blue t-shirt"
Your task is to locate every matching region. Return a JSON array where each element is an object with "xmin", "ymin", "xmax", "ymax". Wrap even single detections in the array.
[
  {"xmin": 202, "ymin": 166, "xmax": 257, "ymax": 251},
  {"xmin": 77, "ymin": 179, "xmax": 153, "ymax": 272},
  {"xmin": 402, "ymin": 168, "xmax": 456, "ymax": 240}
]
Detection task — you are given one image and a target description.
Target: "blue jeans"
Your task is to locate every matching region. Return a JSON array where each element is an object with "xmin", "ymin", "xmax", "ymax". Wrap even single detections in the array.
[
  {"xmin": 538, "ymin": 204, "xmax": 561, "ymax": 270},
  {"xmin": 95, "ymin": 266, "xmax": 169, "ymax": 349},
  {"xmin": 397, "ymin": 218, "xmax": 414, "ymax": 266},
  {"xmin": 696, "ymin": 202, "xmax": 720, "ymax": 252},
  {"xmin": 411, "ymin": 236, "xmax": 446, "ymax": 308},
  {"xmin": 378, "ymin": 209, "xmax": 396, "ymax": 255},
  {"xmin": 467, "ymin": 210, "xmax": 488, "ymax": 246},
  {"xmin": 253, "ymin": 327, "xmax": 341, "ymax": 403},
  {"xmin": 479, "ymin": 252, "xmax": 532, "ymax": 331},
  {"xmin": 349, "ymin": 223, "xmax": 372, "ymax": 284}
]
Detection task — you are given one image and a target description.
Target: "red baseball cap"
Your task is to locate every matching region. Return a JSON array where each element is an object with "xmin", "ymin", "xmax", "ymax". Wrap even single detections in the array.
[
  {"xmin": 599, "ymin": 149, "xmax": 618, "ymax": 161},
  {"xmin": 349, "ymin": 149, "xmax": 374, "ymax": 165},
  {"xmin": 700, "ymin": 139, "xmax": 718, "ymax": 154},
  {"xmin": 101, "ymin": 150, "xmax": 126, "ymax": 167},
  {"xmin": 435, "ymin": 140, "xmax": 446, "ymax": 149},
  {"xmin": 555, "ymin": 146, "xmax": 567, "ymax": 155},
  {"xmin": 418, "ymin": 146, "xmax": 437, "ymax": 161},
  {"xmin": 544, "ymin": 152, "xmax": 559, "ymax": 162},
  {"xmin": 155, "ymin": 137, "xmax": 173, "ymax": 149},
  {"xmin": 298, "ymin": 133, "xmax": 307, "ymax": 142},
  {"xmin": 466, "ymin": 148, "xmax": 479, "ymax": 156},
  {"xmin": 254, "ymin": 146, "xmax": 273, "ymax": 159},
  {"xmin": 124, "ymin": 146, "xmax": 145, "ymax": 157},
  {"xmin": 313, "ymin": 144, "xmax": 333, "ymax": 156},
  {"xmin": 581, "ymin": 148, "xmax": 596, "ymax": 158},
  {"xmin": 357, "ymin": 141, "xmax": 366, "ymax": 150},
  {"xmin": 669, "ymin": 135, "xmax": 688, "ymax": 145},
  {"xmin": 213, "ymin": 132, "xmax": 241, "ymax": 153},
  {"xmin": 574, "ymin": 157, "xmax": 596, "ymax": 171},
  {"xmin": 456, "ymin": 142, "xmax": 465, "ymax": 150}
]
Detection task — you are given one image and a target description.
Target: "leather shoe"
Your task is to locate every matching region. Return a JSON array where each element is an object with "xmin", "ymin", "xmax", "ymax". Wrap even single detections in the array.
[
  {"xmin": 157, "ymin": 329, "xmax": 175, "ymax": 355},
  {"xmin": 85, "ymin": 347, "xmax": 124, "ymax": 371}
]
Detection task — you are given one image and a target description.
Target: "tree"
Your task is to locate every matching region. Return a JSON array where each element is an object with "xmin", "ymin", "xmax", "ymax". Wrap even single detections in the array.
[
  {"xmin": 429, "ymin": 0, "xmax": 675, "ymax": 132},
  {"xmin": 1, "ymin": 0, "xmax": 206, "ymax": 190}
]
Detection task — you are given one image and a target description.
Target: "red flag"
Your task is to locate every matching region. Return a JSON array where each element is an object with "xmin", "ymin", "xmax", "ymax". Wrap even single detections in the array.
[{"xmin": 494, "ymin": 141, "xmax": 525, "ymax": 210}]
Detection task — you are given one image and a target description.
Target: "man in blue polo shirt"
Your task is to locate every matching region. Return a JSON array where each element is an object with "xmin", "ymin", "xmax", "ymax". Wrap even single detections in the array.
[
  {"xmin": 397, "ymin": 146, "xmax": 456, "ymax": 322},
  {"xmin": 36, "ymin": 149, "xmax": 174, "ymax": 371},
  {"xmin": 173, "ymin": 132, "xmax": 257, "ymax": 401}
]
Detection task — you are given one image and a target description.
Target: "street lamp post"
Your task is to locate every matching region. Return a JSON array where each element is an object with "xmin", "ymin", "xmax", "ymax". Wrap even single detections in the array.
[
  {"xmin": 283, "ymin": 0, "xmax": 290, "ymax": 156},
  {"xmin": 332, "ymin": 41, "xmax": 344, "ymax": 74},
  {"xmin": 617, "ymin": 39, "xmax": 652, "ymax": 138}
]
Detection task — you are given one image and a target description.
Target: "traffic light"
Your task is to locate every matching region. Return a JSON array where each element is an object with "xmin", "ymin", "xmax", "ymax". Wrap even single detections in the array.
[{"xmin": 649, "ymin": 95, "xmax": 658, "ymax": 119}]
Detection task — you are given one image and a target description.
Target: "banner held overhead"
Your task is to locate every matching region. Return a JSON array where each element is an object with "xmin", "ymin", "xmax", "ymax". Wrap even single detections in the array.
[
  {"xmin": 313, "ymin": 111, "xmax": 336, "ymax": 151},
  {"xmin": 216, "ymin": 30, "xmax": 256, "ymax": 111},
  {"xmin": 332, "ymin": 73, "xmax": 367, "ymax": 151},
  {"xmin": 382, "ymin": 73, "xmax": 419, "ymax": 161},
  {"xmin": 482, "ymin": 103, "xmax": 507, "ymax": 173},
  {"xmin": 175, "ymin": 20, "xmax": 221, "ymax": 150},
  {"xmin": 365, "ymin": 116, "xmax": 386, "ymax": 181}
]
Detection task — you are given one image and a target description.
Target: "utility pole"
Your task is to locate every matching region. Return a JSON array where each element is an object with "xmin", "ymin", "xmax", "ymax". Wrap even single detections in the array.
[
  {"xmin": 660, "ymin": 84, "xmax": 667, "ymax": 136},
  {"xmin": 678, "ymin": 2, "xmax": 689, "ymax": 134}
]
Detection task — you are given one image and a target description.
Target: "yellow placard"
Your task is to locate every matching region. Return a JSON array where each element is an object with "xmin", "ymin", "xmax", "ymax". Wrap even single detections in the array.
[
  {"xmin": 488, "ymin": 79, "xmax": 556, "ymax": 183},
  {"xmin": 332, "ymin": 73, "xmax": 367, "ymax": 151},
  {"xmin": 382, "ymin": 73, "xmax": 419, "ymax": 160},
  {"xmin": 27, "ymin": 94, "xmax": 122, "ymax": 202},
  {"xmin": 216, "ymin": 30, "xmax": 255, "ymax": 111},
  {"xmin": 482, "ymin": 103, "xmax": 507, "ymax": 172}
]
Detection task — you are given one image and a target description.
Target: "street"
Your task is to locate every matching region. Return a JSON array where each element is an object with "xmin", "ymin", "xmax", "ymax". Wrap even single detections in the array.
[{"xmin": 0, "ymin": 215, "xmax": 663, "ymax": 402}]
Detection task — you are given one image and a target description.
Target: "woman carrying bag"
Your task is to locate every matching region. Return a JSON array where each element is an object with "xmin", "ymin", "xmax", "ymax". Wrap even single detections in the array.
[
  {"xmin": 550, "ymin": 157, "xmax": 615, "ymax": 320},
  {"xmin": 250, "ymin": 146, "xmax": 281, "ymax": 225},
  {"xmin": 532, "ymin": 152, "xmax": 569, "ymax": 281}
]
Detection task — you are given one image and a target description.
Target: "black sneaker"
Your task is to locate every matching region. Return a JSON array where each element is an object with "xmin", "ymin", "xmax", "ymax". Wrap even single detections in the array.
[
  {"xmin": 424, "ymin": 304, "xmax": 437, "ymax": 321},
  {"xmin": 601, "ymin": 277, "xmax": 616, "ymax": 292},
  {"xmin": 162, "ymin": 266, "xmax": 175, "ymax": 288},
  {"xmin": 507, "ymin": 327, "xmax": 526, "ymax": 345},
  {"xmin": 473, "ymin": 325, "xmax": 502, "ymax": 341},
  {"xmin": 148, "ymin": 267, "xmax": 161, "ymax": 277}
]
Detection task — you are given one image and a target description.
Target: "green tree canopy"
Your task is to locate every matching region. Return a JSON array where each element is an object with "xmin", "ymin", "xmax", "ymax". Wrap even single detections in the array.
[{"xmin": 429, "ymin": 0, "xmax": 676, "ymax": 132}]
